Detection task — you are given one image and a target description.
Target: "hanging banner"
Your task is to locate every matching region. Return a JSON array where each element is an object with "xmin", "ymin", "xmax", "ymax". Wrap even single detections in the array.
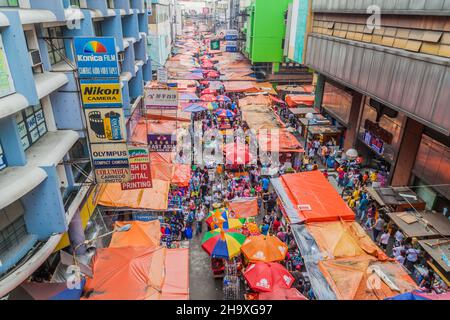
[
  {"xmin": 74, "ymin": 37, "xmax": 120, "ymax": 78},
  {"xmin": 80, "ymin": 79, "xmax": 122, "ymax": 107},
  {"xmin": 147, "ymin": 134, "xmax": 177, "ymax": 152},
  {"xmin": 91, "ymin": 143, "xmax": 131, "ymax": 183},
  {"xmin": 144, "ymin": 89, "xmax": 178, "ymax": 110},
  {"xmin": 157, "ymin": 67, "xmax": 168, "ymax": 83},
  {"xmin": 85, "ymin": 108, "xmax": 127, "ymax": 143},
  {"xmin": 121, "ymin": 146, "xmax": 153, "ymax": 190}
]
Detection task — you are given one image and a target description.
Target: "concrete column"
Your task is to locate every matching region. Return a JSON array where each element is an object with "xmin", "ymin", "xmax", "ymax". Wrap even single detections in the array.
[
  {"xmin": 343, "ymin": 92, "xmax": 363, "ymax": 151},
  {"xmin": 314, "ymin": 73, "xmax": 325, "ymax": 111},
  {"xmin": 68, "ymin": 210, "xmax": 86, "ymax": 255},
  {"xmin": 391, "ymin": 118, "xmax": 424, "ymax": 187}
]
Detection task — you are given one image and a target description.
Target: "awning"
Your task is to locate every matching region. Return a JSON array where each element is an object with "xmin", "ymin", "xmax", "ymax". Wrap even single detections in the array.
[
  {"xmin": 418, "ymin": 239, "xmax": 450, "ymax": 273},
  {"xmin": 387, "ymin": 211, "xmax": 450, "ymax": 239},
  {"xmin": 109, "ymin": 221, "xmax": 161, "ymax": 249},
  {"xmin": 285, "ymin": 94, "xmax": 315, "ymax": 108},
  {"xmin": 229, "ymin": 198, "xmax": 258, "ymax": 218},
  {"xmin": 0, "ymin": 93, "xmax": 30, "ymax": 122}
]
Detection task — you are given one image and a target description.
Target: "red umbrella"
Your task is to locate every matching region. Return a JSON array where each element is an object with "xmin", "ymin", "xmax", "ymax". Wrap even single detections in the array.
[
  {"xmin": 224, "ymin": 143, "xmax": 253, "ymax": 165},
  {"xmin": 202, "ymin": 61, "xmax": 214, "ymax": 68},
  {"xmin": 207, "ymin": 71, "xmax": 219, "ymax": 78},
  {"xmin": 201, "ymin": 88, "xmax": 217, "ymax": 95},
  {"xmin": 243, "ymin": 262, "xmax": 295, "ymax": 293},
  {"xmin": 200, "ymin": 94, "xmax": 217, "ymax": 102},
  {"xmin": 200, "ymin": 80, "xmax": 209, "ymax": 85}
]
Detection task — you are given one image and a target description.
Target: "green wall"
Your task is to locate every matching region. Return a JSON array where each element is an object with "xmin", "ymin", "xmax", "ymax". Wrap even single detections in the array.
[{"xmin": 247, "ymin": 0, "xmax": 292, "ymax": 63}]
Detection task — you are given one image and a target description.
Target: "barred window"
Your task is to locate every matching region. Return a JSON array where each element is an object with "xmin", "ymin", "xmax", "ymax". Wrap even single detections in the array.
[
  {"xmin": 16, "ymin": 104, "xmax": 47, "ymax": 151},
  {"xmin": 43, "ymin": 27, "xmax": 65, "ymax": 65}
]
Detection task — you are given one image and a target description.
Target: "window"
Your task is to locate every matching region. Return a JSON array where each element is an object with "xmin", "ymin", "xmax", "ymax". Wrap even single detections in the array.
[
  {"xmin": 107, "ymin": 0, "xmax": 114, "ymax": 9},
  {"xmin": 322, "ymin": 81, "xmax": 353, "ymax": 125},
  {"xmin": 16, "ymin": 104, "xmax": 47, "ymax": 151},
  {"xmin": 43, "ymin": 27, "xmax": 65, "ymax": 65},
  {"xmin": 93, "ymin": 21, "xmax": 103, "ymax": 37},
  {"xmin": 0, "ymin": 216, "xmax": 28, "ymax": 257},
  {"xmin": 69, "ymin": 0, "xmax": 80, "ymax": 7},
  {"xmin": 0, "ymin": 141, "xmax": 7, "ymax": 171},
  {"xmin": 0, "ymin": 0, "xmax": 19, "ymax": 7}
]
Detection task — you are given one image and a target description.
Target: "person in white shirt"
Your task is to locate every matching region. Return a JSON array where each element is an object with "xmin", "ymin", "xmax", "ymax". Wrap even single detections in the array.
[
  {"xmin": 395, "ymin": 251, "xmax": 406, "ymax": 265},
  {"xmin": 379, "ymin": 231, "xmax": 390, "ymax": 250},
  {"xmin": 394, "ymin": 230, "xmax": 405, "ymax": 245},
  {"xmin": 405, "ymin": 246, "xmax": 420, "ymax": 272}
]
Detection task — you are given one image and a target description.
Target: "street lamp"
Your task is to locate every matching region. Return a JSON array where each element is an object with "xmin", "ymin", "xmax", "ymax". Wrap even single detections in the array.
[{"xmin": 304, "ymin": 112, "xmax": 315, "ymax": 150}]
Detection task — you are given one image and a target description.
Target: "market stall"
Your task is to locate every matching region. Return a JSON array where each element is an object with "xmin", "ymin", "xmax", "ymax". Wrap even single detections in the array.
[
  {"xmin": 387, "ymin": 211, "xmax": 450, "ymax": 239},
  {"xmin": 367, "ymin": 187, "xmax": 427, "ymax": 212}
]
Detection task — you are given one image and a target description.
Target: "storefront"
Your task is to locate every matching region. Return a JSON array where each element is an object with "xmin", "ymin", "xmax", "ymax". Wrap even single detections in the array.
[
  {"xmin": 355, "ymin": 96, "xmax": 406, "ymax": 179},
  {"xmin": 411, "ymin": 133, "xmax": 450, "ymax": 213}
]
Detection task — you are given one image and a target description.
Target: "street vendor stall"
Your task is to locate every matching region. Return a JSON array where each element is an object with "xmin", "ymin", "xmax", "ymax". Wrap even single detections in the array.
[
  {"xmin": 387, "ymin": 211, "xmax": 450, "ymax": 239},
  {"xmin": 367, "ymin": 187, "xmax": 427, "ymax": 212},
  {"xmin": 307, "ymin": 124, "xmax": 342, "ymax": 145},
  {"xmin": 417, "ymin": 239, "xmax": 450, "ymax": 287},
  {"xmin": 298, "ymin": 115, "xmax": 331, "ymax": 138}
]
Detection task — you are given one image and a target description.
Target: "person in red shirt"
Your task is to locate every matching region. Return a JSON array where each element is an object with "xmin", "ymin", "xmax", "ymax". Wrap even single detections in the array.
[{"xmin": 272, "ymin": 217, "xmax": 281, "ymax": 233}]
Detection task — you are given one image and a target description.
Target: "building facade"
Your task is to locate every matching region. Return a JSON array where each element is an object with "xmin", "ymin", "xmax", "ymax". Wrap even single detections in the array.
[
  {"xmin": 305, "ymin": 0, "xmax": 450, "ymax": 211},
  {"xmin": 148, "ymin": 0, "xmax": 174, "ymax": 70},
  {"xmin": 0, "ymin": 0, "xmax": 151, "ymax": 296}
]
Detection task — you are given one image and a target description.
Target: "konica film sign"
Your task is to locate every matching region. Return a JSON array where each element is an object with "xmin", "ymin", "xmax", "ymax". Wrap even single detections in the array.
[
  {"xmin": 80, "ymin": 79, "xmax": 122, "ymax": 107},
  {"xmin": 74, "ymin": 37, "xmax": 120, "ymax": 78}
]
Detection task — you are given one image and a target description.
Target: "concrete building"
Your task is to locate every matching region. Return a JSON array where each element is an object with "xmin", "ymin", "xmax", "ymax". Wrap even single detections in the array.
[
  {"xmin": 304, "ymin": 1, "xmax": 450, "ymax": 211},
  {"xmin": 148, "ymin": 0, "xmax": 174, "ymax": 69},
  {"xmin": 0, "ymin": 0, "xmax": 151, "ymax": 296}
]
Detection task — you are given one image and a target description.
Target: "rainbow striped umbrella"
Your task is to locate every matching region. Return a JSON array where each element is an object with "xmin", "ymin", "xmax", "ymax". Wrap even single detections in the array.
[
  {"xmin": 206, "ymin": 102, "xmax": 219, "ymax": 111},
  {"xmin": 217, "ymin": 95, "xmax": 231, "ymax": 103},
  {"xmin": 205, "ymin": 209, "xmax": 246, "ymax": 230},
  {"xmin": 202, "ymin": 229, "xmax": 247, "ymax": 260}
]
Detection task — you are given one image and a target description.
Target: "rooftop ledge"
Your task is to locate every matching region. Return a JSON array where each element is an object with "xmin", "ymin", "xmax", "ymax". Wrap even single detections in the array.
[
  {"xmin": 0, "ymin": 8, "xmax": 57, "ymax": 24},
  {"xmin": 0, "ymin": 93, "xmax": 29, "ymax": 120},
  {"xmin": 34, "ymin": 72, "xmax": 69, "ymax": 100}
]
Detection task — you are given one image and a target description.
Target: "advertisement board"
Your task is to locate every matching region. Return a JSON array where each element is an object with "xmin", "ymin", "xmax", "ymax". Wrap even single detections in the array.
[
  {"xmin": 121, "ymin": 146, "xmax": 153, "ymax": 190},
  {"xmin": 80, "ymin": 79, "xmax": 122, "ymax": 107},
  {"xmin": 84, "ymin": 108, "xmax": 127, "ymax": 143},
  {"xmin": 0, "ymin": 35, "xmax": 15, "ymax": 98},
  {"xmin": 74, "ymin": 37, "xmax": 120, "ymax": 78},
  {"xmin": 144, "ymin": 89, "xmax": 178, "ymax": 110},
  {"xmin": 91, "ymin": 143, "xmax": 131, "ymax": 183},
  {"xmin": 147, "ymin": 134, "xmax": 177, "ymax": 152},
  {"xmin": 210, "ymin": 39, "xmax": 221, "ymax": 51},
  {"xmin": 157, "ymin": 67, "xmax": 168, "ymax": 83}
]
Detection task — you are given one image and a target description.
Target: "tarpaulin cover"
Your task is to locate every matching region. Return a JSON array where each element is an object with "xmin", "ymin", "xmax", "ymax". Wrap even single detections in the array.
[
  {"xmin": 229, "ymin": 198, "xmax": 258, "ymax": 218},
  {"xmin": 239, "ymin": 95, "xmax": 272, "ymax": 107},
  {"xmin": 318, "ymin": 256, "xmax": 418, "ymax": 300},
  {"xmin": 150, "ymin": 152, "xmax": 191, "ymax": 187},
  {"xmin": 224, "ymin": 81, "xmax": 260, "ymax": 93},
  {"xmin": 305, "ymin": 221, "xmax": 389, "ymax": 261},
  {"xmin": 285, "ymin": 95, "xmax": 315, "ymax": 107},
  {"xmin": 258, "ymin": 288, "xmax": 308, "ymax": 300},
  {"xmin": 258, "ymin": 129, "xmax": 304, "ymax": 153},
  {"xmin": 160, "ymin": 248, "xmax": 190, "ymax": 300},
  {"xmin": 386, "ymin": 291, "xmax": 450, "ymax": 300},
  {"xmin": 109, "ymin": 221, "xmax": 162, "ymax": 249},
  {"xmin": 97, "ymin": 179, "xmax": 170, "ymax": 210},
  {"xmin": 275, "ymin": 171, "xmax": 355, "ymax": 223},
  {"xmin": 83, "ymin": 247, "xmax": 166, "ymax": 300},
  {"xmin": 240, "ymin": 105, "xmax": 284, "ymax": 130}
]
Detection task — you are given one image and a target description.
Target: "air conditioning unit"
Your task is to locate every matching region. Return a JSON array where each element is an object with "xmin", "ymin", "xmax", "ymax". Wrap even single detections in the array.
[
  {"xmin": 118, "ymin": 52, "xmax": 125, "ymax": 62},
  {"xmin": 29, "ymin": 49, "xmax": 42, "ymax": 67}
]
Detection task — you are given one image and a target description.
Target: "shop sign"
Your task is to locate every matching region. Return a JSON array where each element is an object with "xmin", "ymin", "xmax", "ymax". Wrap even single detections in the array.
[
  {"xmin": 144, "ymin": 89, "xmax": 178, "ymax": 110},
  {"xmin": 121, "ymin": 146, "xmax": 153, "ymax": 190},
  {"xmin": 90, "ymin": 143, "xmax": 131, "ymax": 183},
  {"xmin": 74, "ymin": 37, "xmax": 119, "ymax": 78},
  {"xmin": 81, "ymin": 79, "xmax": 122, "ymax": 107},
  {"xmin": 147, "ymin": 134, "xmax": 177, "ymax": 152},
  {"xmin": 157, "ymin": 67, "xmax": 168, "ymax": 83},
  {"xmin": 364, "ymin": 130, "xmax": 385, "ymax": 155},
  {"xmin": 85, "ymin": 108, "xmax": 127, "ymax": 143},
  {"xmin": 0, "ymin": 35, "xmax": 15, "ymax": 98},
  {"xmin": 210, "ymin": 39, "xmax": 220, "ymax": 51},
  {"xmin": 132, "ymin": 213, "xmax": 159, "ymax": 222}
]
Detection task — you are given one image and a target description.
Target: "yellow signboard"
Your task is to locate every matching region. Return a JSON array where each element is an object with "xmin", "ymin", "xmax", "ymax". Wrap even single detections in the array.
[{"xmin": 80, "ymin": 79, "xmax": 122, "ymax": 107}]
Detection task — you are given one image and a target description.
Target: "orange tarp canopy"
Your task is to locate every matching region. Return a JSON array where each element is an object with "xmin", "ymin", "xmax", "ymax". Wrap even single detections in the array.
[
  {"xmin": 224, "ymin": 81, "xmax": 259, "ymax": 93},
  {"xmin": 109, "ymin": 221, "xmax": 162, "ymax": 249},
  {"xmin": 160, "ymin": 248, "xmax": 189, "ymax": 300},
  {"xmin": 84, "ymin": 247, "xmax": 189, "ymax": 300},
  {"xmin": 285, "ymin": 94, "xmax": 315, "ymax": 108},
  {"xmin": 318, "ymin": 256, "xmax": 418, "ymax": 300},
  {"xmin": 239, "ymin": 95, "xmax": 272, "ymax": 107},
  {"xmin": 150, "ymin": 152, "xmax": 191, "ymax": 187},
  {"xmin": 229, "ymin": 198, "xmax": 258, "ymax": 218},
  {"xmin": 279, "ymin": 171, "xmax": 355, "ymax": 223},
  {"xmin": 97, "ymin": 179, "xmax": 170, "ymax": 210},
  {"xmin": 83, "ymin": 247, "xmax": 166, "ymax": 300},
  {"xmin": 306, "ymin": 221, "xmax": 388, "ymax": 261},
  {"xmin": 258, "ymin": 129, "xmax": 304, "ymax": 153}
]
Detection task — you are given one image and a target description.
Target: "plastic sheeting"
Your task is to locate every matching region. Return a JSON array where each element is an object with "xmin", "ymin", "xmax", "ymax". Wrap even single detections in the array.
[
  {"xmin": 239, "ymin": 95, "xmax": 272, "ymax": 107},
  {"xmin": 306, "ymin": 221, "xmax": 389, "ymax": 261},
  {"xmin": 229, "ymin": 198, "xmax": 258, "ymax": 218},
  {"xmin": 109, "ymin": 221, "xmax": 162, "ymax": 249},
  {"xmin": 97, "ymin": 179, "xmax": 170, "ymax": 210},
  {"xmin": 274, "ymin": 171, "xmax": 355, "ymax": 223}
]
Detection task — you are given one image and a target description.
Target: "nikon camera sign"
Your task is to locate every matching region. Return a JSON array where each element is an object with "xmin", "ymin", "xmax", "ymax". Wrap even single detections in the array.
[{"xmin": 80, "ymin": 79, "xmax": 122, "ymax": 107}]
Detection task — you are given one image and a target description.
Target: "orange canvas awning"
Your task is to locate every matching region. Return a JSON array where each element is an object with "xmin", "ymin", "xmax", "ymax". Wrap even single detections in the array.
[
  {"xmin": 98, "ymin": 179, "xmax": 170, "ymax": 210},
  {"xmin": 306, "ymin": 221, "xmax": 388, "ymax": 261},
  {"xmin": 279, "ymin": 171, "xmax": 355, "ymax": 223},
  {"xmin": 239, "ymin": 95, "xmax": 272, "ymax": 107},
  {"xmin": 258, "ymin": 129, "xmax": 304, "ymax": 153},
  {"xmin": 318, "ymin": 256, "xmax": 418, "ymax": 300},
  {"xmin": 285, "ymin": 95, "xmax": 315, "ymax": 108},
  {"xmin": 109, "ymin": 221, "xmax": 162, "ymax": 249},
  {"xmin": 229, "ymin": 198, "xmax": 258, "ymax": 218},
  {"xmin": 160, "ymin": 248, "xmax": 190, "ymax": 300}
]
